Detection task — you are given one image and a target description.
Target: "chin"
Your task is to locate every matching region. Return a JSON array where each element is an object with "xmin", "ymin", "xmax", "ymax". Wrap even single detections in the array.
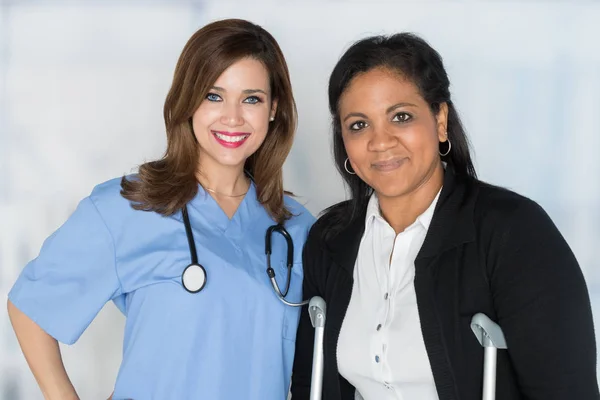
[
  {"xmin": 371, "ymin": 176, "xmax": 420, "ymax": 198},
  {"xmin": 217, "ymin": 158, "xmax": 247, "ymax": 168},
  {"xmin": 365, "ymin": 175, "xmax": 403, "ymax": 194},
  {"xmin": 373, "ymin": 188, "xmax": 408, "ymax": 199}
]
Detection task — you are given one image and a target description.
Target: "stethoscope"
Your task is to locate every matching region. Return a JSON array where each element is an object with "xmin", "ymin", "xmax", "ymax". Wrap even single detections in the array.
[{"xmin": 180, "ymin": 204, "xmax": 308, "ymax": 307}]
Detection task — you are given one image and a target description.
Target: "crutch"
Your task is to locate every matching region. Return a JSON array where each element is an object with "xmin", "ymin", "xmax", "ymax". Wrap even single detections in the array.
[
  {"xmin": 308, "ymin": 296, "xmax": 326, "ymax": 400},
  {"xmin": 470, "ymin": 313, "xmax": 508, "ymax": 400}
]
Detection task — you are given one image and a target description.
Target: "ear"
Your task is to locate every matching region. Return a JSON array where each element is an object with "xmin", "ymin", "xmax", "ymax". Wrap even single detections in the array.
[
  {"xmin": 270, "ymin": 98, "xmax": 279, "ymax": 121},
  {"xmin": 436, "ymin": 102, "xmax": 449, "ymax": 142}
]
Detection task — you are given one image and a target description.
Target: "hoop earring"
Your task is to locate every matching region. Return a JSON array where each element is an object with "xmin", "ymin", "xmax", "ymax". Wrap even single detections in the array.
[
  {"xmin": 344, "ymin": 158, "xmax": 356, "ymax": 175},
  {"xmin": 439, "ymin": 138, "xmax": 452, "ymax": 157}
]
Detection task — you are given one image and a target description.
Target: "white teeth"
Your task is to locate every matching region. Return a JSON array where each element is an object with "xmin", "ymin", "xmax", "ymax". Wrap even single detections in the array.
[{"xmin": 214, "ymin": 132, "xmax": 249, "ymax": 143}]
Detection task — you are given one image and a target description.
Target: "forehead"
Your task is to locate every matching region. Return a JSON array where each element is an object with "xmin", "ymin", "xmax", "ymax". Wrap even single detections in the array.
[
  {"xmin": 339, "ymin": 68, "xmax": 423, "ymax": 110},
  {"xmin": 212, "ymin": 57, "xmax": 270, "ymax": 90}
]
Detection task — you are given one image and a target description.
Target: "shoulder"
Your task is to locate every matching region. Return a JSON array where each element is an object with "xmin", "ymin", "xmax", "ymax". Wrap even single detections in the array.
[
  {"xmin": 303, "ymin": 199, "xmax": 354, "ymax": 250},
  {"xmin": 88, "ymin": 175, "xmax": 135, "ymax": 215},
  {"xmin": 472, "ymin": 179, "xmax": 550, "ymax": 228},
  {"xmin": 468, "ymin": 179, "xmax": 564, "ymax": 264},
  {"xmin": 29, "ymin": 176, "xmax": 139, "ymax": 256},
  {"xmin": 284, "ymin": 194, "xmax": 316, "ymax": 232},
  {"xmin": 86, "ymin": 174, "xmax": 158, "ymax": 234},
  {"xmin": 312, "ymin": 199, "xmax": 352, "ymax": 234},
  {"xmin": 300, "ymin": 200, "xmax": 357, "ymax": 285}
]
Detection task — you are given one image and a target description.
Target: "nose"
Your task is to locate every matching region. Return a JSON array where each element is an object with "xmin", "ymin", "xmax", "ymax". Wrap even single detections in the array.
[
  {"xmin": 367, "ymin": 125, "xmax": 398, "ymax": 152},
  {"xmin": 220, "ymin": 102, "xmax": 244, "ymax": 127}
]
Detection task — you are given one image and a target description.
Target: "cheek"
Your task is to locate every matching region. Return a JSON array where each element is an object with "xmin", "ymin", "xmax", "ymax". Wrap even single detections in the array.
[
  {"xmin": 191, "ymin": 116, "xmax": 203, "ymax": 140},
  {"xmin": 192, "ymin": 105, "xmax": 218, "ymax": 131},
  {"xmin": 404, "ymin": 127, "xmax": 440, "ymax": 158},
  {"xmin": 343, "ymin": 135, "xmax": 367, "ymax": 164},
  {"xmin": 244, "ymin": 108, "xmax": 270, "ymax": 133}
]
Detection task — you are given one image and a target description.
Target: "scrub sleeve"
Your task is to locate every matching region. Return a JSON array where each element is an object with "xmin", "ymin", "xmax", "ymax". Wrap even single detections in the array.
[{"xmin": 8, "ymin": 196, "xmax": 122, "ymax": 345}]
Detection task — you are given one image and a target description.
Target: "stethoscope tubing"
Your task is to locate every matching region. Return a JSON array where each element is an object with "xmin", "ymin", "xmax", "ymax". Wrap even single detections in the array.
[{"xmin": 181, "ymin": 204, "xmax": 307, "ymax": 306}]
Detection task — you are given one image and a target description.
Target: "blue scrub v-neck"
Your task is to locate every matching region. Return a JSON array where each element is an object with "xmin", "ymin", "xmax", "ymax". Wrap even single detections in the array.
[{"xmin": 187, "ymin": 182, "xmax": 261, "ymax": 239}]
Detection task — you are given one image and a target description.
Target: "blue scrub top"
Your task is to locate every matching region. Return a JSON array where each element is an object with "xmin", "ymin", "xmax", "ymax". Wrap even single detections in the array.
[{"xmin": 9, "ymin": 177, "xmax": 315, "ymax": 400}]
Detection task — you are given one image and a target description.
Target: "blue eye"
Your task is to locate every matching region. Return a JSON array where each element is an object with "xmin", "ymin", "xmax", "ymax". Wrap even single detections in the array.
[
  {"xmin": 206, "ymin": 93, "xmax": 222, "ymax": 102},
  {"xmin": 349, "ymin": 120, "xmax": 368, "ymax": 131},
  {"xmin": 392, "ymin": 112, "xmax": 412, "ymax": 123},
  {"xmin": 243, "ymin": 96, "xmax": 261, "ymax": 104}
]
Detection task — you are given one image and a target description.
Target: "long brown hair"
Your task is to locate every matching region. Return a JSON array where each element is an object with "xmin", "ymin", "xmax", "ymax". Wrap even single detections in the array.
[{"xmin": 121, "ymin": 19, "xmax": 297, "ymax": 223}]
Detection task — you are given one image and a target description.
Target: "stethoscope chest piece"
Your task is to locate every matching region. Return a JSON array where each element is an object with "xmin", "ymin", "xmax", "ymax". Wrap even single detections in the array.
[
  {"xmin": 181, "ymin": 205, "xmax": 207, "ymax": 294},
  {"xmin": 182, "ymin": 263, "xmax": 207, "ymax": 293}
]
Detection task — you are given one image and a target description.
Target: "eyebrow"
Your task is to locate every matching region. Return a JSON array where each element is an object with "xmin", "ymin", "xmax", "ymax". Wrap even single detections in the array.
[
  {"xmin": 343, "ymin": 112, "xmax": 368, "ymax": 123},
  {"xmin": 211, "ymin": 86, "xmax": 268, "ymax": 95},
  {"xmin": 386, "ymin": 102, "xmax": 418, "ymax": 113},
  {"xmin": 342, "ymin": 102, "xmax": 418, "ymax": 123}
]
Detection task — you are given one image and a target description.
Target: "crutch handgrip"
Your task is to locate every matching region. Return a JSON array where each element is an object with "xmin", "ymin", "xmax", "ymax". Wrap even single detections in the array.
[
  {"xmin": 308, "ymin": 296, "xmax": 326, "ymax": 400},
  {"xmin": 471, "ymin": 313, "xmax": 508, "ymax": 400},
  {"xmin": 470, "ymin": 313, "xmax": 507, "ymax": 349},
  {"xmin": 309, "ymin": 296, "xmax": 326, "ymax": 328}
]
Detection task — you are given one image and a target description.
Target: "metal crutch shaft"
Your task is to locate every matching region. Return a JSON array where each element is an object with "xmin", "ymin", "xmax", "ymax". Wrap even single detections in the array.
[
  {"xmin": 470, "ymin": 313, "xmax": 508, "ymax": 400},
  {"xmin": 483, "ymin": 342, "xmax": 498, "ymax": 399},
  {"xmin": 308, "ymin": 296, "xmax": 327, "ymax": 400}
]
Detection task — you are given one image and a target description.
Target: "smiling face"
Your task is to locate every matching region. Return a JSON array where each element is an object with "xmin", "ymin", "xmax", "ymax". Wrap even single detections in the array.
[
  {"xmin": 191, "ymin": 57, "xmax": 277, "ymax": 170},
  {"xmin": 339, "ymin": 67, "xmax": 448, "ymax": 200}
]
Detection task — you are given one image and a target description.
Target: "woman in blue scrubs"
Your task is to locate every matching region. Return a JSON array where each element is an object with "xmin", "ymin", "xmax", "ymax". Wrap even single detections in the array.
[{"xmin": 7, "ymin": 18, "xmax": 314, "ymax": 400}]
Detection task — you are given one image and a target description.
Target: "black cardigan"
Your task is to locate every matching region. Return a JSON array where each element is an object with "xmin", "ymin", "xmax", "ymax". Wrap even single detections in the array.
[{"xmin": 291, "ymin": 169, "xmax": 599, "ymax": 400}]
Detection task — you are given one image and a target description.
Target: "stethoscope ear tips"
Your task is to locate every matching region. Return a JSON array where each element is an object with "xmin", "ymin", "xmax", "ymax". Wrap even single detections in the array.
[{"xmin": 182, "ymin": 263, "xmax": 207, "ymax": 293}]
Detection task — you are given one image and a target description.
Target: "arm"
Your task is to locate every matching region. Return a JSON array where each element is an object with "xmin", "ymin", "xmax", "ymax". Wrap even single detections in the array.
[
  {"xmin": 490, "ymin": 200, "xmax": 599, "ymax": 399},
  {"xmin": 7, "ymin": 195, "xmax": 122, "ymax": 399},
  {"xmin": 7, "ymin": 299, "xmax": 79, "ymax": 400},
  {"xmin": 291, "ymin": 227, "xmax": 322, "ymax": 399}
]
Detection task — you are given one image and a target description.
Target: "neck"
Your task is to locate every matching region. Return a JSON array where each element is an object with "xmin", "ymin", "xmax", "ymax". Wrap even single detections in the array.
[
  {"xmin": 377, "ymin": 162, "xmax": 444, "ymax": 234},
  {"xmin": 196, "ymin": 157, "xmax": 249, "ymax": 196}
]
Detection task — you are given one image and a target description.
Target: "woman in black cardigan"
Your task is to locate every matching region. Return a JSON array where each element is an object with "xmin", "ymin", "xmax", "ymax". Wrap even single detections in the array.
[{"xmin": 291, "ymin": 33, "xmax": 598, "ymax": 400}]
